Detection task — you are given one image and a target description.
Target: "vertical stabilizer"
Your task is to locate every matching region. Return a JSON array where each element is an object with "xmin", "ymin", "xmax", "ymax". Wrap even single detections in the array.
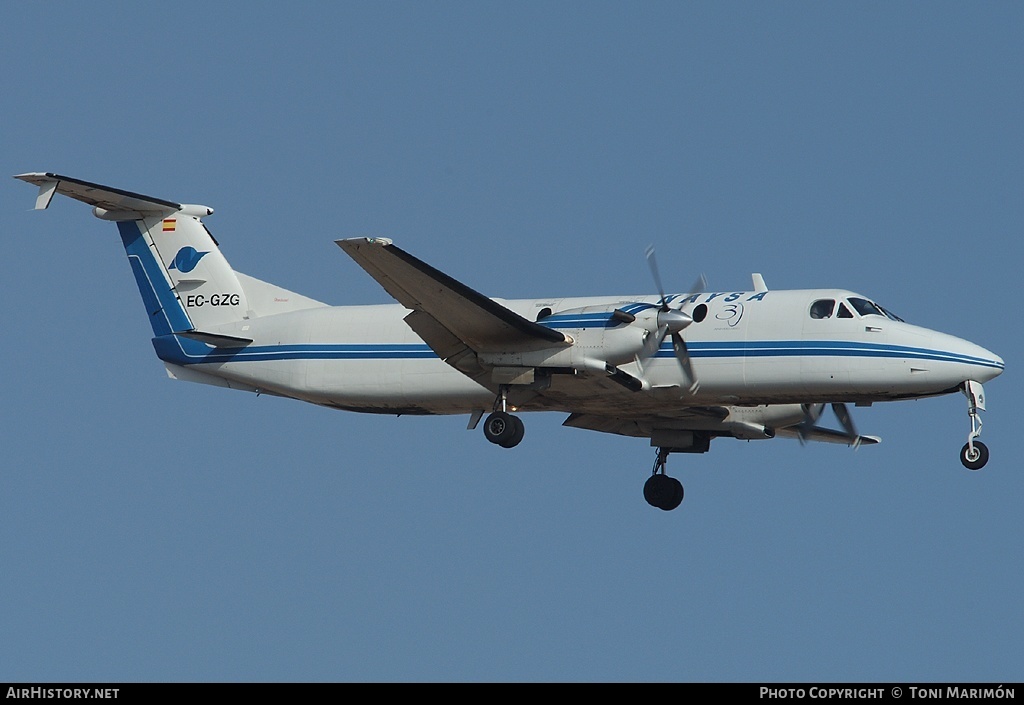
[{"xmin": 126, "ymin": 213, "xmax": 250, "ymax": 332}]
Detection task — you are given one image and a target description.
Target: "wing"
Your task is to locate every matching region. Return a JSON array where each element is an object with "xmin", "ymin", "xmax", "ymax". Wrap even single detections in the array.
[
  {"xmin": 337, "ymin": 238, "xmax": 569, "ymax": 353},
  {"xmin": 564, "ymin": 408, "xmax": 880, "ymax": 447},
  {"xmin": 338, "ymin": 238, "xmax": 662, "ymax": 405},
  {"xmin": 563, "ymin": 407, "xmax": 731, "ymax": 437}
]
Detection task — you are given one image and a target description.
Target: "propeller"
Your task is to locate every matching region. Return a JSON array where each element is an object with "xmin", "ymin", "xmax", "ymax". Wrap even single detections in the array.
[
  {"xmin": 830, "ymin": 402, "xmax": 862, "ymax": 449},
  {"xmin": 796, "ymin": 403, "xmax": 825, "ymax": 444},
  {"xmin": 798, "ymin": 402, "xmax": 862, "ymax": 448},
  {"xmin": 642, "ymin": 246, "xmax": 706, "ymax": 391}
]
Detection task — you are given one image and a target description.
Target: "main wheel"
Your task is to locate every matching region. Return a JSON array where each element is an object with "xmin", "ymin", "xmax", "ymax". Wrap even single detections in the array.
[
  {"xmin": 484, "ymin": 411, "xmax": 517, "ymax": 446},
  {"xmin": 960, "ymin": 441, "xmax": 989, "ymax": 471},
  {"xmin": 498, "ymin": 415, "xmax": 525, "ymax": 448},
  {"xmin": 643, "ymin": 474, "xmax": 684, "ymax": 511}
]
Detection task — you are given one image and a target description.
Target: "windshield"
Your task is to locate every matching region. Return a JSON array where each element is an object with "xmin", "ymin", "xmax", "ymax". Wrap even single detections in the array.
[
  {"xmin": 875, "ymin": 303, "xmax": 905, "ymax": 322},
  {"xmin": 847, "ymin": 297, "xmax": 885, "ymax": 318},
  {"xmin": 846, "ymin": 297, "xmax": 905, "ymax": 321}
]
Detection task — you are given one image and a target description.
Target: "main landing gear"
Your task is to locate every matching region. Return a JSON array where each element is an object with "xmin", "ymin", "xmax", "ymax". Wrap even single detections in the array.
[
  {"xmin": 483, "ymin": 410, "xmax": 525, "ymax": 448},
  {"xmin": 960, "ymin": 381, "xmax": 990, "ymax": 471},
  {"xmin": 644, "ymin": 447, "xmax": 684, "ymax": 511},
  {"xmin": 482, "ymin": 385, "xmax": 525, "ymax": 449}
]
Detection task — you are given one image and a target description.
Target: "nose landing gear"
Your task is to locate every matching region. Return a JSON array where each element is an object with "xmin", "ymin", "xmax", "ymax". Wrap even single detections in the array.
[{"xmin": 960, "ymin": 381, "xmax": 990, "ymax": 470}]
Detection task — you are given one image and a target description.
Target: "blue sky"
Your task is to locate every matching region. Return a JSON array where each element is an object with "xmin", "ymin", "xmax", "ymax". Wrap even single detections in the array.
[{"xmin": 2, "ymin": 3, "xmax": 1021, "ymax": 682}]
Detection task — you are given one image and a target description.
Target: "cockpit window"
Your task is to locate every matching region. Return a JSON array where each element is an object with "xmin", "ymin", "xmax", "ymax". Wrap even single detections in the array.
[
  {"xmin": 876, "ymin": 303, "xmax": 905, "ymax": 322},
  {"xmin": 848, "ymin": 297, "xmax": 885, "ymax": 317},
  {"xmin": 810, "ymin": 299, "xmax": 835, "ymax": 319},
  {"xmin": 837, "ymin": 303, "xmax": 854, "ymax": 318}
]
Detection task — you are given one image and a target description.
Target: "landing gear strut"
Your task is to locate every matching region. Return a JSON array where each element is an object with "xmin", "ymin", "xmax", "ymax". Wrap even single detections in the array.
[
  {"xmin": 960, "ymin": 381, "xmax": 989, "ymax": 471},
  {"xmin": 644, "ymin": 447, "xmax": 684, "ymax": 511},
  {"xmin": 482, "ymin": 385, "xmax": 525, "ymax": 448}
]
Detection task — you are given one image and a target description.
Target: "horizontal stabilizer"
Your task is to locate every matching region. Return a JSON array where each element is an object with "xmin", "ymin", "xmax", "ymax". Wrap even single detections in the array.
[
  {"xmin": 15, "ymin": 172, "xmax": 181, "ymax": 215},
  {"xmin": 178, "ymin": 331, "xmax": 253, "ymax": 347}
]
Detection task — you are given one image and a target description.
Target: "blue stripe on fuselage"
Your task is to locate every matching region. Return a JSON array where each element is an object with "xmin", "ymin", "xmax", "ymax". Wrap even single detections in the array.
[
  {"xmin": 653, "ymin": 340, "xmax": 1004, "ymax": 369},
  {"xmin": 153, "ymin": 335, "xmax": 438, "ymax": 365},
  {"xmin": 152, "ymin": 335, "xmax": 1003, "ymax": 371}
]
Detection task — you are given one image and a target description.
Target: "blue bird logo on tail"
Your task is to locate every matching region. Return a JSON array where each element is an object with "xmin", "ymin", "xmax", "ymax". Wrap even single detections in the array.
[{"xmin": 169, "ymin": 246, "xmax": 208, "ymax": 273}]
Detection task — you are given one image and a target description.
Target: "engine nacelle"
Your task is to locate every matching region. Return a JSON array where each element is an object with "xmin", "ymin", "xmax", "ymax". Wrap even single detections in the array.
[
  {"xmin": 480, "ymin": 301, "xmax": 680, "ymax": 374},
  {"xmin": 537, "ymin": 303, "xmax": 656, "ymax": 366}
]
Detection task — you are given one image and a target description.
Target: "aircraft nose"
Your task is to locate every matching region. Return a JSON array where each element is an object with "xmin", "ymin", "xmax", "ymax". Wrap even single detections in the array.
[
  {"xmin": 921, "ymin": 327, "xmax": 1004, "ymax": 383},
  {"xmin": 967, "ymin": 342, "xmax": 1004, "ymax": 383}
]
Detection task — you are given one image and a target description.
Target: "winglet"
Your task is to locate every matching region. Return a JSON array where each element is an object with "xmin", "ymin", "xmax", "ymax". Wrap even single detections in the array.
[{"xmin": 752, "ymin": 273, "xmax": 768, "ymax": 293}]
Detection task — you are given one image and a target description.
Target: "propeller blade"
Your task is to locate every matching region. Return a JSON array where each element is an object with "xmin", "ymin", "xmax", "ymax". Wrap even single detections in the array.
[
  {"xmin": 642, "ymin": 324, "xmax": 669, "ymax": 359},
  {"xmin": 803, "ymin": 403, "xmax": 825, "ymax": 423},
  {"xmin": 831, "ymin": 403, "xmax": 862, "ymax": 449},
  {"xmin": 688, "ymin": 273, "xmax": 708, "ymax": 299},
  {"xmin": 644, "ymin": 245, "xmax": 669, "ymax": 311},
  {"xmin": 797, "ymin": 403, "xmax": 826, "ymax": 445},
  {"xmin": 671, "ymin": 332, "xmax": 698, "ymax": 392},
  {"xmin": 796, "ymin": 403, "xmax": 862, "ymax": 448},
  {"xmin": 642, "ymin": 246, "xmax": 699, "ymax": 392}
]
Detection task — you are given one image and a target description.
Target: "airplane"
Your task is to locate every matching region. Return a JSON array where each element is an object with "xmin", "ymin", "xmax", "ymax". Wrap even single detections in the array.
[{"xmin": 15, "ymin": 172, "xmax": 1005, "ymax": 511}]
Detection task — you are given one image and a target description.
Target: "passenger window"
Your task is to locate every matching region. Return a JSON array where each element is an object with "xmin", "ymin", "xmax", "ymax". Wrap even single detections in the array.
[
  {"xmin": 810, "ymin": 299, "xmax": 835, "ymax": 319},
  {"xmin": 837, "ymin": 303, "xmax": 854, "ymax": 318}
]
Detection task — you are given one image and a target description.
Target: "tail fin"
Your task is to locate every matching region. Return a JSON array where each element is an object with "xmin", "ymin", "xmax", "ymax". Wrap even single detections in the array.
[
  {"xmin": 118, "ymin": 214, "xmax": 249, "ymax": 334},
  {"xmin": 16, "ymin": 172, "xmax": 249, "ymax": 336}
]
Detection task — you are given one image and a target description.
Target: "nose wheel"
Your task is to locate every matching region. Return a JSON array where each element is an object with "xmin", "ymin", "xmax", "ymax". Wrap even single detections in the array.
[
  {"xmin": 960, "ymin": 440, "xmax": 989, "ymax": 471},
  {"xmin": 644, "ymin": 447, "xmax": 684, "ymax": 511},
  {"xmin": 960, "ymin": 381, "xmax": 990, "ymax": 470}
]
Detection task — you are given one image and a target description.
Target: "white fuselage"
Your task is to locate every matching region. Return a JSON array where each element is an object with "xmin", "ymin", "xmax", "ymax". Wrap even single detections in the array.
[{"xmin": 158, "ymin": 288, "xmax": 1004, "ymax": 416}]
